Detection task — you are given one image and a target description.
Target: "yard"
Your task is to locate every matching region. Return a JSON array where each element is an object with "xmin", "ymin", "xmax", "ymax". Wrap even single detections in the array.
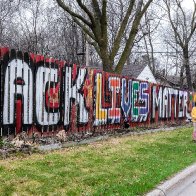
[{"xmin": 0, "ymin": 126, "xmax": 196, "ymax": 195}]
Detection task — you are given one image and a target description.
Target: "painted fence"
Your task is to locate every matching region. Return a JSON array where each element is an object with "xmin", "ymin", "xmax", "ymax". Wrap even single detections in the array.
[{"xmin": 0, "ymin": 48, "xmax": 195, "ymax": 137}]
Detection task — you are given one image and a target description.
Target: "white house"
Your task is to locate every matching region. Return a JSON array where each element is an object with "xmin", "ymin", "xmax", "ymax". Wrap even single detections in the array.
[{"xmin": 122, "ymin": 64, "xmax": 157, "ymax": 84}]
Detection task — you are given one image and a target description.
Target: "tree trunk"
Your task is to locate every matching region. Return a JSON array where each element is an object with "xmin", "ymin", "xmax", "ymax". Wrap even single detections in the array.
[
  {"xmin": 100, "ymin": 44, "xmax": 113, "ymax": 72},
  {"xmin": 183, "ymin": 46, "xmax": 192, "ymax": 91},
  {"xmin": 179, "ymin": 65, "xmax": 184, "ymax": 89},
  {"xmin": 102, "ymin": 55, "xmax": 113, "ymax": 72}
]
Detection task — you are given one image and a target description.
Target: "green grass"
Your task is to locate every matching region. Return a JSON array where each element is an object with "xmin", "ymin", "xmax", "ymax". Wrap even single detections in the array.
[{"xmin": 0, "ymin": 127, "xmax": 196, "ymax": 195}]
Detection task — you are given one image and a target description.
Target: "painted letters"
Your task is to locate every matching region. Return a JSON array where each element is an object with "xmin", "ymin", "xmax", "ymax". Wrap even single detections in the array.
[
  {"xmin": 3, "ymin": 59, "xmax": 33, "ymax": 125},
  {"xmin": 94, "ymin": 73, "xmax": 107, "ymax": 126},
  {"xmin": 0, "ymin": 48, "xmax": 194, "ymax": 136},
  {"xmin": 108, "ymin": 77, "xmax": 121, "ymax": 124},
  {"xmin": 64, "ymin": 66, "xmax": 88, "ymax": 126},
  {"xmin": 121, "ymin": 78, "xmax": 132, "ymax": 119},
  {"xmin": 36, "ymin": 66, "xmax": 59, "ymax": 125}
]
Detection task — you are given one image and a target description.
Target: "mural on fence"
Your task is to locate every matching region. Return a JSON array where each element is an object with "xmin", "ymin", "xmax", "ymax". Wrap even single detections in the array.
[{"xmin": 0, "ymin": 48, "xmax": 195, "ymax": 136}]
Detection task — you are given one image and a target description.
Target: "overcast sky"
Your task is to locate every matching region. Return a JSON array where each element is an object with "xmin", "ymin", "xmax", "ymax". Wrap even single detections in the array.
[{"xmin": 182, "ymin": 0, "xmax": 195, "ymax": 9}]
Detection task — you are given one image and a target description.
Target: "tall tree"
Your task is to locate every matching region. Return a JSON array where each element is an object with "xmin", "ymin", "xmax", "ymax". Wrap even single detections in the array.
[
  {"xmin": 0, "ymin": 0, "xmax": 20, "ymax": 46},
  {"xmin": 164, "ymin": 0, "xmax": 196, "ymax": 90},
  {"xmin": 140, "ymin": 2, "xmax": 163, "ymax": 74},
  {"xmin": 17, "ymin": 0, "xmax": 47, "ymax": 53},
  {"xmin": 56, "ymin": 0, "xmax": 153, "ymax": 73}
]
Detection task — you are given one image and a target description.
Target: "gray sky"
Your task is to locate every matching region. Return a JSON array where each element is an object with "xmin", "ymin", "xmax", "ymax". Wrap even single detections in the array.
[{"xmin": 182, "ymin": 0, "xmax": 195, "ymax": 9}]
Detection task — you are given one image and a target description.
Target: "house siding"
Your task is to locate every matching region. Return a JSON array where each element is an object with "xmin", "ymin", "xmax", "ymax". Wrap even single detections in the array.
[{"xmin": 137, "ymin": 65, "xmax": 157, "ymax": 83}]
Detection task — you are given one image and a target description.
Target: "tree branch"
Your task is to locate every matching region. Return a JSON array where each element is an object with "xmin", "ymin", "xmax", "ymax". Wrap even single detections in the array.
[
  {"xmin": 109, "ymin": 0, "xmax": 135, "ymax": 62},
  {"xmin": 56, "ymin": 0, "xmax": 92, "ymax": 27},
  {"xmin": 164, "ymin": 0, "xmax": 184, "ymax": 47},
  {"xmin": 72, "ymin": 17, "xmax": 96, "ymax": 41},
  {"xmin": 86, "ymin": 35, "xmax": 101, "ymax": 57},
  {"xmin": 114, "ymin": 0, "xmax": 153, "ymax": 73},
  {"xmin": 176, "ymin": 0, "xmax": 188, "ymax": 44},
  {"xmin": 76, "ymin": 0, "xmax": 95, "ymax": 26},
  {"xmin": 187, "ymin": 0, "xmax": 196, "ymax": 42},
  {"xmin": 90, "ymin": 0, "xmax": 102, "ymax": 42},
  {"xmin": 101, "ymin": 0, "xmax": 107, "ymax": 41},
  {"xmin": 92, "ymin": 0, "xmax": 102, "ymax": 19}
]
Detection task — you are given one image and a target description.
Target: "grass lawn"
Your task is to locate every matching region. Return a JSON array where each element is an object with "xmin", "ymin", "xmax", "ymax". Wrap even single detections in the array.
[{"xmin": 0, "ymin": 126, "xmax": 196, "ymax": 196}]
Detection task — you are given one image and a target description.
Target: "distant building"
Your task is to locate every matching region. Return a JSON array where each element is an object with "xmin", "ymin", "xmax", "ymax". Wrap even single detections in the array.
[
  {"xmin": 122, "ymin": 64, "xmax": 157, "ymax": 83},
  {"xmin": 155, "ymin": 72, "xmax": 181, "ymax": 88}
]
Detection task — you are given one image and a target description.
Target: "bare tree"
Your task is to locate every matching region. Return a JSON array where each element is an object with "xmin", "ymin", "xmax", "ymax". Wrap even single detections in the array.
[
  {"xmin": 56, "ymin": 0, "xmax": 153, "ymax": 73},
  {"xmin": 15, "ymin": 0, "xmax": 48, "ymax": 53},
  {"xmin": 164, "ymin": 0, "xmax": 196, "ymax": 90},
  {"xmin": 141, "ymin": 7, "xmax": 162, "ymax": 74},
  {"xmin": 0, "ymin": 0, "xmax": 20, "ymax": 46}
]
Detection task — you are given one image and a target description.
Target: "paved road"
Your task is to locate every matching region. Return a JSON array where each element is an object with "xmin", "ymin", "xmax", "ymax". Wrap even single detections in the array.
[
  {"xmin": 167, "ymin": 173, "xmax": 196, "ymax": 196},
  {"xmin": 178, "ymin": 181, "xmax": 196, "ymax": 195},
  {"xmin": 147, "ymin": 163, "xmax": 196, "ymax": 196}
]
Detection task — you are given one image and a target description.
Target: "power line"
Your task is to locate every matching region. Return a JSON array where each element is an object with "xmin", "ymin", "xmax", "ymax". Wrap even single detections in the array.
[{"xmin": 131, "ymin": 51, "xmax": 196, "ymax": 54}]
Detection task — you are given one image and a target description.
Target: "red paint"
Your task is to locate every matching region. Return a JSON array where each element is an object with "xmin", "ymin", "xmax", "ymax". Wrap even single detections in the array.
[
  {"xmin": 108, "ymin": 78, "xmax": 121, "ymax": 118},
  {"xmin": 45, "ymin": 83, "xmax": 60, "ymax": 109},
  {"xmin": 16, "ymin": 100, "xmax": 22, "ymax": 134},
  {"xmin": 0, "ymin": 48, "xmax": 9, "ymax": 59},
  {"xmin": 0, "ymin": 48, "xmax": 194, "ymax": 137}
]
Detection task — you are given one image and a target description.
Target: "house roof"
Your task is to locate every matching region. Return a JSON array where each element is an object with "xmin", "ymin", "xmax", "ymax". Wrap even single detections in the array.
[
  {"xmin": 122, "ymin": 64, "xmax": 146, "ymax": 78},
  {"xmin": 155, "ymin": 72, "xmax": 187, "ymax": 89}
]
